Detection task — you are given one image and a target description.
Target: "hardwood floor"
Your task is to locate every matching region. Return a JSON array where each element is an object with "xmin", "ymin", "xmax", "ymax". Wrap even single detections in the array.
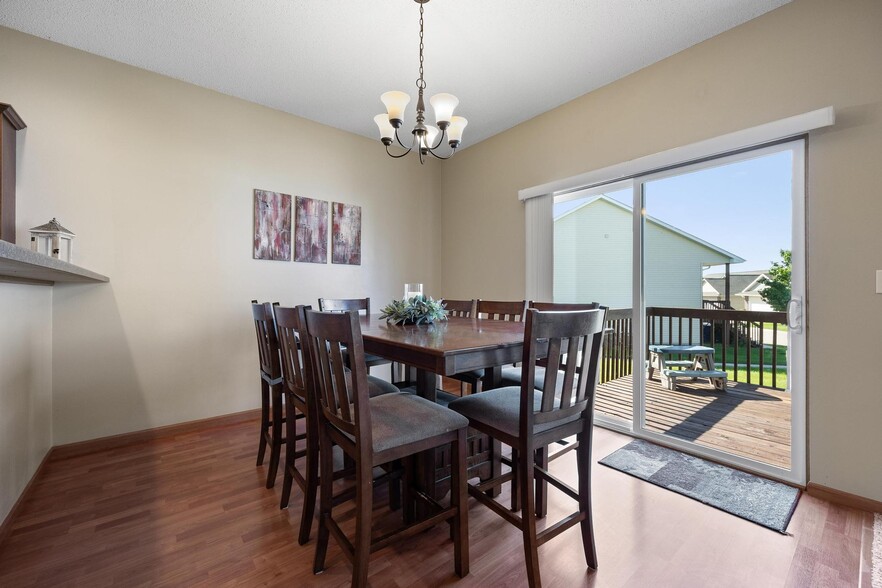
[
  {"xmin": 596, "ymin": 374, "xmax": 791, "ymax": 469},
  {"xmin": 0, "ymin": 416, "xmax": 869, "ymax": 587}
]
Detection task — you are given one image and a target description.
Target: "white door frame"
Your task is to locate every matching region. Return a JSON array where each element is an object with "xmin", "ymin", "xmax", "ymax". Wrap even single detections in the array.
[
  {"xmin": 624, "ymin": 139, "xmax": 807, "ymax": 486},
  {"xmin": 524, "ymin": 109, "xmax": 830, "ymax": 486}
]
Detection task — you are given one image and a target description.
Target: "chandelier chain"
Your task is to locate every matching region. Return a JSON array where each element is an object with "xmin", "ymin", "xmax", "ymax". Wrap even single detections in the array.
[{"xmin": 416, "ymin": 2, "xmax": 426, "ymax": 90}]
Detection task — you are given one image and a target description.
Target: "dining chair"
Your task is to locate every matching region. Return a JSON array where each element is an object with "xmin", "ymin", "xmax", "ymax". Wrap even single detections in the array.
[
  {"xmin": 318, "ymin": 297, "xmax": 398, "ymax": 380},
  {"xmin": 442, "ymin": 298, "xmax": 477, "ymax": 318},
  {"xmin": 449, "ymin": 299, "xmax": 528, "ymax": 395},
  {"xmin": 304, "ymin": 309, "xmax": 470, "ymax": 587},
  {"xmin": 447, "ymin": 307, "xmax": 607, "ymax": 588},
  {"xmin": 498, "ymin": 301, "xmax": 602, "ymax": 516},
  {"xmin": 274, "ymin": 305, "xmax": 402, "ymax": 544},
  {"xmin": 251, "ymin": 300, "xmax": 289, "ymax": 489},
  {"xmin": 500, "ymin": 302, "xmax": 601, "ymax": 389}
]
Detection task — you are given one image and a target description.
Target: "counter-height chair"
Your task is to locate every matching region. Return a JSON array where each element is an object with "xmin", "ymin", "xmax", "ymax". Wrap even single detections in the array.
[
  {"xmin": 499, "ymin": 302, "xmax": 601, "ymax": 389},
  {"xmin": 447, "ymin": 307, "xmax": 607, "ymax": 588},
  {"xmin": 252, "ymin": 301, "xmax": 289, "ymax": 488},
  {"xmin": 442, "ymin": 298, "xmax": 477, "ymax": 318},
  {"xmin": 448, "ymin": 299, "xmax": 528, "ymax": 395},
  {"xmin": 274, "ymin": 305, "xmax": 401, "ymax": 544},
  {"xmin": 304, "ymin": 309, "xmax": 470, "ymax": 587},
  {"xmin": 318, "ymin": 297, "xmax": 398, "ymax": 380},
  {"xmin": 498, "ymin": 301, "xmax": 603, "ymax": 517}
]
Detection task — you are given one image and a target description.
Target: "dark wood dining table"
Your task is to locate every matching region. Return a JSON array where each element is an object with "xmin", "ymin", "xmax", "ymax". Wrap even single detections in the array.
[{"xmin": 359, "ymin": 314, "xmax": 527, "ymax": 498}]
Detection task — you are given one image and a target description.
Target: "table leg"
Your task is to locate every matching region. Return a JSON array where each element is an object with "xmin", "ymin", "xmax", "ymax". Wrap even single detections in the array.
[
  {"xmin": 482, "ymin": 365, "xmax": 503, "ymax": 498},
  {"xmin": 414, "ymin": 368, "xmax": 438, "ymax": 510}
]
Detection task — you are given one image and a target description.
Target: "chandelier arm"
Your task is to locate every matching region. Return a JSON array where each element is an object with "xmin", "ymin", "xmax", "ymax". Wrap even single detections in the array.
[
  {"xmin": 394, "ymin": 127, "xmax": 415, "ymax": 150},
  {"xmin": 426, "ymin": 146, "xmax": 456, "ymax": 160},
  {"xmin": 429, "ymin": 126, "xmax": 446, "ymax": 150},
  {"xmin": 385, "ymin": 144, "xmax": 413, "ymax": 158}
]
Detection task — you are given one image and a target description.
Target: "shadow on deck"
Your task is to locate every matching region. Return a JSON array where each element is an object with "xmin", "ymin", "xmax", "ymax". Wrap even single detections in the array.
[{"xmin": 596, "ymin": 374, "xmax": 791, "ymax": 469}]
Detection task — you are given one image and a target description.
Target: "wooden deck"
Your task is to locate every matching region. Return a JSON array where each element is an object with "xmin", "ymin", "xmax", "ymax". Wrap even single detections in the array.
[{"xmin": 595, "ymin": 374, "xmax": 791, "ymax": 469}]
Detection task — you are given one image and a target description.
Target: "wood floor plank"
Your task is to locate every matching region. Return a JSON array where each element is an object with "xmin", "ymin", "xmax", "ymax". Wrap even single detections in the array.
[{"xmin": 0, "ymin": 417, "xmax": 863, "ymax": 587}]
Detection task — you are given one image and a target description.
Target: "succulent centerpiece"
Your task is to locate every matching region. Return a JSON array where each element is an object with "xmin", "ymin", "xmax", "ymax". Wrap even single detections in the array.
[{"xmin": 379, "ymin": 295, "xmax": 448, "ymax": 325}]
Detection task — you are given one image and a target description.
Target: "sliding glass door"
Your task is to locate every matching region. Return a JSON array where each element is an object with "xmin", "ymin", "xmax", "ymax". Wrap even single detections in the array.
[
  {"xmin": 635, "ymin": 140, "xmax": 805, "ymax": 484},
  {"xmin": 553, "ymin": 139, "xmax": 806, "ymax": 484}
]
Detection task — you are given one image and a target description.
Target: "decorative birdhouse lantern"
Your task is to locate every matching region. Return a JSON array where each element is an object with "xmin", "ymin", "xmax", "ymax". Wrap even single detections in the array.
[{"xmin": 30, "ymin": 218, "xmax": 76, "ymax": 262}]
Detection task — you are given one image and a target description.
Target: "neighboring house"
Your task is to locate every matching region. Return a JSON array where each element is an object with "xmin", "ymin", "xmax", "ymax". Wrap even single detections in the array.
[
  {"xmin": 703, "ymin": 271, "xmax": 774, "ymax": 311},
  {"xmin": 554, "ymin": 195, "xmax": 745, "ymax": 310}
]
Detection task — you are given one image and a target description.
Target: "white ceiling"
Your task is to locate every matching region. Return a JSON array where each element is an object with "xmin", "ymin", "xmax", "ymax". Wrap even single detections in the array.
[{"xmin": 0, "ymin": 0, "xmax": 789, "ymax": 147}]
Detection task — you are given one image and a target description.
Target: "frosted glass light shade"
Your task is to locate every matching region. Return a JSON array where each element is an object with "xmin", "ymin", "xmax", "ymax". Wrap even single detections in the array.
[
  {"xmin": 447, "ymin": 116, "xmax": 468, "ymax": 145},
  {"xmin": 429, "ymin": 93, "xmax": 459, "ymax": 125},
  {"xmin": 381, "ymin": 91, "xmax": 410, "ymax": 124},
  {"xmin": 373, "ymin": 114, "xmax": 395, "ymax": 141},
  {"xmin": 422, "ymin": 125, "xmax": 440, "ymax": 149}
]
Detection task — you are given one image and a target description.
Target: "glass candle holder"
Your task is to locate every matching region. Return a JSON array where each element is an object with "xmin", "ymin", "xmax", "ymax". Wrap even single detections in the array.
[{"xmin": 404, "ymin": 283, "xmax": 424, "ymax": 300}]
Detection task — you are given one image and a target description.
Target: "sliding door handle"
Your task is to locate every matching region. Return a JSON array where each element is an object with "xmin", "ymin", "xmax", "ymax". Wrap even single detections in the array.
[{"xmin": 787, "ymin": 297, "xmax": 803, "ymax": 334}]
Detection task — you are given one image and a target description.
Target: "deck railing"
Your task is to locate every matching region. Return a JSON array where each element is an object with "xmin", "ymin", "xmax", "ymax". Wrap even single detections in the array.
[
  {"xmin": 601, "ymin": 306, "xmax": 788, "ymax": 390},
  {"xmin": 600, "ymin": 308, "xmax": 634, "ymax": 384}
]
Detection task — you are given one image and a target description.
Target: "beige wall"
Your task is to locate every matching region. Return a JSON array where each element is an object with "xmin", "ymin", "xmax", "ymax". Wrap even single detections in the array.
[
  {"xmin": 0, "ymin": 27, "xmax": 440, "ymax": 447},
  {"xmin": 2, "ymin": 0, "xmax": 880, "ymax": 508},
  {"xmin": 0, "ymin": 284, "xmax": 52, "ymax": 522},
  {"xmin": 438, "ymin": 0, "xmax": 882, "ymax": 501}
]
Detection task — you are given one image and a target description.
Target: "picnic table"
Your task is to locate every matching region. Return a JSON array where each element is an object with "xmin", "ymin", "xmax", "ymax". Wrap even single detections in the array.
[{"xmin": 647, "ymin": 344, "xmax": 728, "ymax": 391}]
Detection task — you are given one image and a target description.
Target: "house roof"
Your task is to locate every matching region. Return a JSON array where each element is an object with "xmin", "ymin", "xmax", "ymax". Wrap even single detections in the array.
[
  {"xmin": 703, "ymin": 270, "xmax": 770, "ymax": 296},
  {"xmin": 554, "ymin": 195, "xmax": 745, "ymax": 265}
]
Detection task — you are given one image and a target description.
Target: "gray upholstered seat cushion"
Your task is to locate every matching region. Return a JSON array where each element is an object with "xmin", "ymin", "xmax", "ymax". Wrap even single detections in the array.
[
  {"xmin": 341, "ymin": 347, "xmax": 391, "ymax": 367},
  {"xmin": 367, "ymin": 375, "xmax": 401, "ymax": 397},
  {"xmin": 363, "ymin": 352, "xmax": 390, "ymax": 366},
  {"xmin": 500, "ymin": 366, "xmax": 566, "ymax": 394},
  {"xmin": 342, "ymin": 369, "xmax": 401, "ymax": 398},
  {"xmin": 369, "ymin": 393, "xmax": 469, "ymax": 456},
  {"xmin": 447, "ymin": 386, "xmax": 578, "ymax": 439},
  {"xmin": 434, "ymin": 389, "xmax": 460, "ymax": 408},
  {"xmin": 450, "ymin": 368, "xmax": 485, "ymax": 382}
]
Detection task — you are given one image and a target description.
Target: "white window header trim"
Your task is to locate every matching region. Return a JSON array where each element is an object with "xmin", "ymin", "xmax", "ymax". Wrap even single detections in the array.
[{"xmin": 518, "ymin": 106, "xmax": 834, "ymax": 202}]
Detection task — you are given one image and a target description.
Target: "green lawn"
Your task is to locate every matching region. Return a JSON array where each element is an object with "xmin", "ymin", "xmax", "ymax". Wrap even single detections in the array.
[
  {"xmin": 712, "ymin": 342, "xmax": 787, "ymax": 367},
  {"xmin": 721, "ymin": 367, "xmax": 788, "ymax": 389},
  {"xmin": 712, "ymin": 343, "xmax": 788, "ymax": 389}
]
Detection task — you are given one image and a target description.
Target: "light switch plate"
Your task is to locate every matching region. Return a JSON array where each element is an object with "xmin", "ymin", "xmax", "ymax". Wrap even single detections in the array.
[{"xmin": 877, "ymin": 270, "xmax": 882, "ymax": 294}]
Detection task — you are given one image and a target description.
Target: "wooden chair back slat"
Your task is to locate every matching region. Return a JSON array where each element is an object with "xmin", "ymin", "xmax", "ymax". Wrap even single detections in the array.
[
  {"xmin": 304, "ymin": 309, "xmax": 370, "ymax": 440},
  {"xmin": 541, "ymin": 338, "xmax": 562, "ymax": 413},
  {"xmin": 558, "ymin": 337, "xmax": 580, "ymax": 409},
  {"xmin": 252, "ymin": 301, "xmax": 281, "ymax": 379},
  {"xmin": 274, "ymin": 306, "xmax": 311, "ymax": 405},
  {"xmin": 330, "ymin": 341, "xmax": 353, "ymax": 424},
  {"xmin": 477, "ymin": 300, "xmax": 528, "ymax": 322},
  {"xmin": 318, "ymin": 297, "xmax": 371, "ymax": 315},
  {"xmin": 442, "ymin": 299, "xmax": 477, "ymax": 318}
]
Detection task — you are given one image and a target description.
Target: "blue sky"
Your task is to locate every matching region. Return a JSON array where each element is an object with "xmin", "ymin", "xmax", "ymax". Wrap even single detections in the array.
[{"xmin": 553, "ymin": 150, "xmax": 792, "ymax": 273}]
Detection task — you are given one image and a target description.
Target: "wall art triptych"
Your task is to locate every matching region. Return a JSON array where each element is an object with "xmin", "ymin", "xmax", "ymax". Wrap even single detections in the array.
[{"xmin": 252, "ymin": 189, "xmax": 361, "ymax": 266}]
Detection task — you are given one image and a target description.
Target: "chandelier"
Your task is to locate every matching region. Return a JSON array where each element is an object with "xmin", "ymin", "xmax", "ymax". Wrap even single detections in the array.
[{"xmin": 373, "ymin": 0, "xmax": 467, "ymax": 164}]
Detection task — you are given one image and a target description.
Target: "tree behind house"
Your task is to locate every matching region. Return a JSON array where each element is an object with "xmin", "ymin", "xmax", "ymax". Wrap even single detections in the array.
[{"xmin": 759, "ymin": 249, "xmax": 791, "ymax": 312}]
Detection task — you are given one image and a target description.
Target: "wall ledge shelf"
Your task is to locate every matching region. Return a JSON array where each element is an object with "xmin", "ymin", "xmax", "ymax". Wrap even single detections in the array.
[{"xmin": 0, "ymin": 240, "xmax": 109, "ymax": 285}]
